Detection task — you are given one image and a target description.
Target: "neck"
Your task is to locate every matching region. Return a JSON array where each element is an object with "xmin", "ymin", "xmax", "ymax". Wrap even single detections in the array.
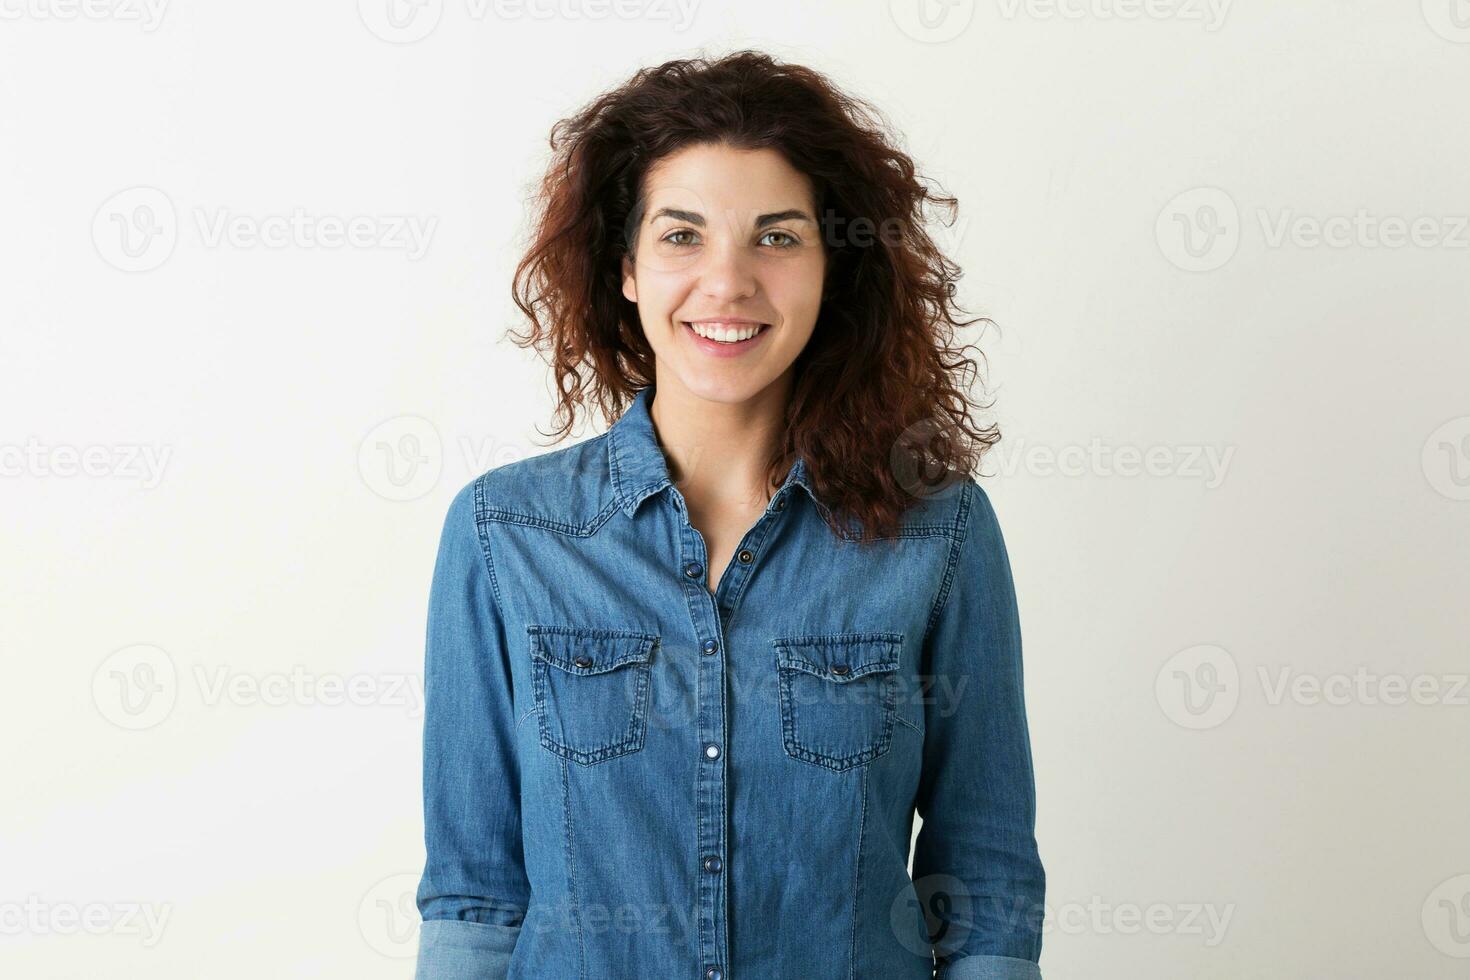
[{"xmin": 646, "ymin": 375, "xmax": 792, "ymax": 510}]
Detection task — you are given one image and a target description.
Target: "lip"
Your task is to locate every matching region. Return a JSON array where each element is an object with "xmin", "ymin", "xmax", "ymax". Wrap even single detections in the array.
[{"xmin": 681, "ymin": 319, "xmax": 772, "ymax": 358}]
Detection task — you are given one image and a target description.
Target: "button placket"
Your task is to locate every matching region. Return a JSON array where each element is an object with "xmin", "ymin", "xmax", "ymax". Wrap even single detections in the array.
[
  {"xmin": 676, "ymin": 509, "xmax": 728, "ymax": 974},
  {"xmin": 673, "ymin": 485, "xmax": 794, "ymax": 975},
  {"xmin": 709, "ymin": 510, "xmax": 783, "ymax": 627}
]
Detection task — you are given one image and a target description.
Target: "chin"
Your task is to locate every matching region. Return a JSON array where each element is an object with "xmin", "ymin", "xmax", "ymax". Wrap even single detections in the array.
[{"xmin": 671, "ymin": 370, "xmax": 776, "ymax": 407}]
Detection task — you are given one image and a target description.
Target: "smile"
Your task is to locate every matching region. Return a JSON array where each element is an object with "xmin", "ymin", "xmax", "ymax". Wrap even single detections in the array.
[{"xmin": 682, "ymin": 320, "xmax": 771, "ymax": 344}]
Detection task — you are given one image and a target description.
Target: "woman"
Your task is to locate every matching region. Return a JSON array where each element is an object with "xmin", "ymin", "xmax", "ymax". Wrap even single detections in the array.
[{"xmin": 414, "ymin": 50, "xmax": 1045, "ymax": 980}]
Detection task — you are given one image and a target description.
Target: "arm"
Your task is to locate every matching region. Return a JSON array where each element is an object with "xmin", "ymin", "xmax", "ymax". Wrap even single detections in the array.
[
  {"xmin": 414, "ymin": 478, "xmax": 530, "ymax": 979},
  {"xmin": 912, "ymin": 480, "xmax": 1046, "ymax": 980}
]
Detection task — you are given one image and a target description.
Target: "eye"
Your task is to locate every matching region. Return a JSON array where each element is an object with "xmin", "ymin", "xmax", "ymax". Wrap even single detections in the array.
[
  {"xmin": 661, "ymin": 229, "xmax": 700, "ymax": 247},
  {"xmin": 759, "ymin": 230, "xmax": 799, "ymax": 248}
]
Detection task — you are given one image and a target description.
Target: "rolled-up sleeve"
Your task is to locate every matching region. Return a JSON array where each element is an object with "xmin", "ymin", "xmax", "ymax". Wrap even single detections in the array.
[
  {"xmin": 913, "ymin": 480, "xmax": 1046, "ymax": 980},
  {"xmin": 414, "ymin": 478, "xmax": 529, "ymax": 979}
]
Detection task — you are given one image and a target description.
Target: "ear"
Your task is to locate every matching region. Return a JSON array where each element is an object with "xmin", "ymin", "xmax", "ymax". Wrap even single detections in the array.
[{"xmin": 621, "ymin": 254, "xmax": 638, "ymax": 304}]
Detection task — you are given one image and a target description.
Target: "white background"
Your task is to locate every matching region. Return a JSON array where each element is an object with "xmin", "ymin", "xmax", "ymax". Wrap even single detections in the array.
[{"xmin": 3, "ymin": 1, "xmax": 1468, "ymax": 977}]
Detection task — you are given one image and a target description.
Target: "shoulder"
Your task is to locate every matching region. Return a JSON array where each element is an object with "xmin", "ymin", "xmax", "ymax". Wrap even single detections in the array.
[
  {"xmin": 889, "ymin": 473, "xmax": 1000, "ymax": 540},
  {"xmin": 953, "ymin": 477, "xmax": 1015, "ymax": 587},
  {"xmin": 928, "ymin": 475, "xmax": 1009, "ymax": 570},
  {"xmin": 924, "ymin": 477, "xmax": 1019, "ymax": 630},
  {"xmin": 959, "ymin": 475, "xmax": 1002, "ymax": 535},
  {"xmin": 451, "ymin": 431, "xmax": 619, "ymax": 535}
]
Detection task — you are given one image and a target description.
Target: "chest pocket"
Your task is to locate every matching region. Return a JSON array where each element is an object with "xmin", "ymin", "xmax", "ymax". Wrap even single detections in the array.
[
  {"xmin": 527, "ymin": 625, "xmax": 659, "ymax": 766},
  {"xmin": 772, "ymin": 631, "xmax": 903, "ymax": 772}
]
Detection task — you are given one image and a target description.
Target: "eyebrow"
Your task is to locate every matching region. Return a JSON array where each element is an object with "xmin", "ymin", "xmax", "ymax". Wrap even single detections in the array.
[
  {"xmin": 755, "ymin": 209, "xmax": 815, "ymax": 228},
  {"xmin": 649, "ymin": 207, "xmax": 816, "ymax": 228}
]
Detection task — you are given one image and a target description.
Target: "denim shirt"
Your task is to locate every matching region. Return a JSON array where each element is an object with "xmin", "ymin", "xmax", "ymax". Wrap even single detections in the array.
[{"xmin": 414, "ymin": 385, "xmax": 1045, "ymax": 980}]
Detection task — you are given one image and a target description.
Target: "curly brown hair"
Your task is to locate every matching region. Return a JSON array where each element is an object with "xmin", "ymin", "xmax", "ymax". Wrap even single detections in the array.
[{"xmin": 508, "ymin": 49, "xmax": 999, "ymax": 541}]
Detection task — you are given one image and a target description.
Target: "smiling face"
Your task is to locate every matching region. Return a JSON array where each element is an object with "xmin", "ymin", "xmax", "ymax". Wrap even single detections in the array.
[{"xmin": 621, "ymin": 142, "xmax": 826, "ymax": 405}]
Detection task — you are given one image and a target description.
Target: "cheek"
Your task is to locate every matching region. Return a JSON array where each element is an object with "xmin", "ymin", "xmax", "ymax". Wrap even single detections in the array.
[
  {"xmin": 633, "ymin": 267, "xmax": 694, "ymax": 318},
  {"xmin": 768, "ymin": 256, "xmax": 826, "ymax": 320}
]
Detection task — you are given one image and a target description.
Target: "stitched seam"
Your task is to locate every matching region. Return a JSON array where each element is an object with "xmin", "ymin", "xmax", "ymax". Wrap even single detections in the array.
[
  {"xmin": 528, "ymin": 625, "xmax": 660, "ymax": 641},
  {"xmin": 478, "ymin": 497, "xmax": 621, "ymax": 537},
  {"xmin": 717, "ymin": 607, "xmax": 731, "ymax": 971},
  {"xmin": 923, "ymin": 480, "xmax": 975, "ymax": 640},
  {"xmin": 850, "ymin": 762, "xmax": 869, "ymax": 980},
  {"xmin": 774, "ymin": 631, "xmax": 905, "ymax": 646},
  {"xmin": 558, "ymin": 755, "xmax": 585, "ymax": 979},
  {"xmin": 861, "ymin": 524, "xmax": 954, "ymax": 540},
  {"xmin": 472, "ymin": 474, "xmax": 503, "ymax": 609},
  {"xmin": 893, "ymin": 713, "xmax": 923, "ymax": 735},
  {"xmin": 531, "ymin": 658, "xmax": 553, "ymax": 756},
  {"xmin": 470, "ymin": 430, "xmax": 624, "ymax": 534},
  {"xmin": 685, "ymin": 514, "xmax": 716, "ymax": 969},
  {"xmin": 607, "ymin": 419, "xmax": 627, "ymax": 512},
  {"xmin": 776, "ymin": 657, "xmax": 900, "ymax": 681}
]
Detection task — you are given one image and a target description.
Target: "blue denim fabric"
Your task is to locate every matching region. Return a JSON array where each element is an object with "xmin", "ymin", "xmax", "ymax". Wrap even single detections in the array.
[{"xmin": 414, "ymin": 385, "xmax": 1045, "ymax": 979}]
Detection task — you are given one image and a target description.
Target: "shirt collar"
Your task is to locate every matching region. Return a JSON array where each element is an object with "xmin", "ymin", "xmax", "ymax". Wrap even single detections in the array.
[{"xmin": 607, "ymin": 385, "xmax": 819, "ymax": 519}]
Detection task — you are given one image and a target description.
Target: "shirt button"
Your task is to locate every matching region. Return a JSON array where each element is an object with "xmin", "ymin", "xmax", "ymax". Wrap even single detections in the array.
[
  {"xmin": 830, "ymin": 664, "xmax": 850, "ymax": 676},
  {"xmin": 737, "ymin": 548, "xmax": 754, "ymax": 564},
  {"xmin": 702, "ymin": 855, "xmax": 721, "ymax": 873},
  {"xmin": 702, "ymin": 638, "xmax": 719, "ymax": 656},
  {"xmin": 683, "ymin": 561, "xmax": 703, "ymax": 580},
  {"xmin": 573, "ymin": 655, "xmax": 593, "ymax": 668},
  {"xmin": 705, "ymin": 969, "xmax": 722, "ymax": 980},
  {"xmin": 775, "ymin": 496, "xmax": 787, "ymax": 510},
  {"xmin": 704, "ymin": 743, "xmax": 720, "ymax": 759}
]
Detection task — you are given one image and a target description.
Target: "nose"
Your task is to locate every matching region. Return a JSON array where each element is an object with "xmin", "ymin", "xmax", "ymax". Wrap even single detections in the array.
[{"xmin": 696, "ymin": 236, "xmax": 757, "ymax": 304}]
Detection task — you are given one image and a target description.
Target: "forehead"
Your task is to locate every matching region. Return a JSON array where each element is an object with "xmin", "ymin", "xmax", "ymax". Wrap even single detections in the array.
[{"xmin": 641, "ymin": 143, "xmax": 815, "ymax": 215}]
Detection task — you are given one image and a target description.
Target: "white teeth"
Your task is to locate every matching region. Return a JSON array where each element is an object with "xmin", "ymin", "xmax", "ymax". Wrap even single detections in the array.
[{"xmin": 687, "ymin": 321, "xmax": 764, "ymax": 343}]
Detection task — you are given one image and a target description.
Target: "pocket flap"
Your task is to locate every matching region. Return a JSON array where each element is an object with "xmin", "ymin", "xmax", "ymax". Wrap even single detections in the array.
[
  {"xmin": 528, "ymin": 626, "xmax": 659, "ymax": 676},
  {"xmin": 772, "ymin": 631, "xmax": 902, "ymax": 682}
]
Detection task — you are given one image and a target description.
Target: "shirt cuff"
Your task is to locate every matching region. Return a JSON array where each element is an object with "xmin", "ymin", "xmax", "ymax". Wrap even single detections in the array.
[
  {"xmin": 937, "ymin": 954, "xmax": 1043, "ymax": 980},
  {"xmin": 414, "ymin": 919, "xmax": 520, "ymax": 980}
]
